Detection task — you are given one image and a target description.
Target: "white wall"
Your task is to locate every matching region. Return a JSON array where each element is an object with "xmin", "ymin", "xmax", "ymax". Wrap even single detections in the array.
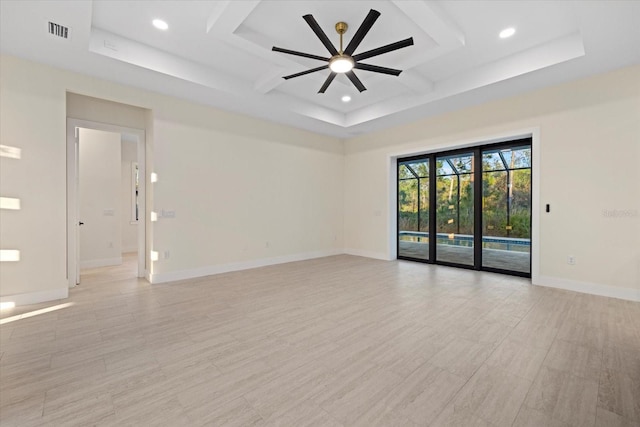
[
  {"xmin": 0, "ymin": 54, "xmax": 343, "ymax": 305},
  {"xmin": 0, "ymin": 57, "xmax": 69, "ymax": 304},
  {"xmin": 344, "ymin": 65, "xmax": 640, "ymax": 301},
  {"xmin": 121, "ymin": 137, "xmax": 138, "ymax": 253},
  {"xmin": 150, "ymin": 108, "xmax": 344, "ymax": 282},
  {"xmin": 79, "ymin": 128, "xmax": 122, "ymax": 268}
]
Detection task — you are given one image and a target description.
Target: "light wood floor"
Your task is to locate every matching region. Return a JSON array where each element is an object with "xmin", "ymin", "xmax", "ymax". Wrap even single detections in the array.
[{"xmin": 1, "ymin": 255, "xmax": 638, "ymax": 426}]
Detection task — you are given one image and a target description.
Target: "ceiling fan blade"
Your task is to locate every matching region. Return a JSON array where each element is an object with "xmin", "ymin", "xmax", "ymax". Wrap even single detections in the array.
[
  {"xmin": 272, "ymin": 47, "xmax": 329, "ymax": 62},
  {"xmin": 354, "ymin": 63, "xmax": 402, "ymax": 76},
  {"xmin": 344, "ymin": 9, "xmax": 381, "ymax": 56},
  {"xmin": 345, "ymin": 71, "xmax": 366, "ymax": 92},
  {"xmin": 318, "ymin": 72, "xmax": 337, "ymax": 93},
  {"xmin": 283, "ymin": 65, "xmax": 329, "ymax": 80},
  {"xmin": 303, "ymin": 14, "xmax": 339, "ymax": 56},
  {"xmin": 352, "ymin": 37, "xmax": 414, "ymax": 62}
]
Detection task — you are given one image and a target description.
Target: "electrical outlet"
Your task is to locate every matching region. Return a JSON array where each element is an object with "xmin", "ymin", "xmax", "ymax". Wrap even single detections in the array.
[
  {"xmin": 568, "ymin": 255, "xmax": 575, "ymax": 265},
  {"xmin": 163, "ymin": 250, "xmax": 170, "ymax": 259}
]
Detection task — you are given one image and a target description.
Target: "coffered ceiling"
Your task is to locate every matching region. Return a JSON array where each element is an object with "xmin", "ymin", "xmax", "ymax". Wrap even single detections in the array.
[{"xmin": 1, "ymin": 1, "xmax": 639, "ymax": 138}]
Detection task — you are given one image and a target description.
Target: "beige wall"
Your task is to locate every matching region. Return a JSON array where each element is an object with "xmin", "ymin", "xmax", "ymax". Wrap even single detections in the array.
[
  {"xmin": 0, "ymin": 56, "xmax": 69, "ymax": 303},
  {"xmin": 344, "ymin": 65, "xmax": 640, "ymax": 299},
  {"xmin": 150, "ymin": 113, "xmax": 344, "ymax": 280},
  {"xmin": 67, "ymin": 93, "xmax": 148, "ymax": 129},
  {"xmin": 0, "ymin": 54, "xmax": 343, "ymax": 304}
]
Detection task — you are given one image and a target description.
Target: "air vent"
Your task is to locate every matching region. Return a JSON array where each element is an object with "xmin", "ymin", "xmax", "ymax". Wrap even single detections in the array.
[{"xmin": 48, "ymin": 21, "xmax": 70, "ymax": 39}]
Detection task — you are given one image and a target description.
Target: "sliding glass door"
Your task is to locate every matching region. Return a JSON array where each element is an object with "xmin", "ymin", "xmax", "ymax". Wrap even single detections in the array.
[
  {"xmin": 398, "ymin": 159, "xmax": 429, "ymax": 260},
  {"xmin": 397, "ymin": 139, "xmax": 532, "ymax": 277},
  {"xmin": 481, "ymin": 145, "xmax": 532, "ymax": 274},
  {"xmin": 435, "ymin": 152, "xmax": 475, "ymax": 266}
]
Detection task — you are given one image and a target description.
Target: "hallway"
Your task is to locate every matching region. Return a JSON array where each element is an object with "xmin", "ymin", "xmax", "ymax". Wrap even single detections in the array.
[{"xmin": 79, "ymin": 252, "xmax": 139, "ymax": 286}]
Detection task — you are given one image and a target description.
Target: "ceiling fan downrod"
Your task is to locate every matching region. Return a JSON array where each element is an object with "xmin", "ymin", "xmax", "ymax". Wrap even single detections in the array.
[
  {"xmin": 335, "ymin": 21, "xmax": 348, "ymax": 54},
  {"xmin": 329, "ymin": 22, "xmax": 354, "ymax": 73}
]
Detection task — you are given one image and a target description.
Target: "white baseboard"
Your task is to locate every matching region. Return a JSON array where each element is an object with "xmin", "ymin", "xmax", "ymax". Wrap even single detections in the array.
[
  {"xmin": 535, "ymin": 275, "xmax": 640, "ymax": 302},
  {"xmin": 0, "ymin": 287, "xmax": 69, "ymax": 306},
  {"xmin": 343, "ymin": 250, "xmax": 640, "ymax": 302},
  {"xmin": 80, "ymin": 257, "xmax": 122, "ymax": 269},
  {"xmin": 149, "ymin": 249, "xmax": 344, "ymax": 284},
  {"xmin": 343, "ymin": 248, "xmax": 390, "ymax": 261}
]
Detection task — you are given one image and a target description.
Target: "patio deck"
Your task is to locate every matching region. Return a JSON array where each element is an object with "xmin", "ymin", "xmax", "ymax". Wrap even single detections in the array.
[{"xmin": 398, "ymin": 241, "xmax": 530, "ymax": 274}]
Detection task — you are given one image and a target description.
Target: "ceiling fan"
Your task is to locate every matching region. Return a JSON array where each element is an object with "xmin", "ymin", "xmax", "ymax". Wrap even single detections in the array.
[{"xmin": 272, "ymin": 9, "xmax": 414, "ymax": 93}]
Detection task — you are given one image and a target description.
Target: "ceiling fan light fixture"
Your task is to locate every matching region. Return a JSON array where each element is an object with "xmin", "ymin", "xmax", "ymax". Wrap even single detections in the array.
[{"xmin": 329, "ymin": 55, "xmax": 354, "ymax": 73}]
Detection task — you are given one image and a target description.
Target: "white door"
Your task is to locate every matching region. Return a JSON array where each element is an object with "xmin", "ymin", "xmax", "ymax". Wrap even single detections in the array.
[
  {"xmin": 75, "ymin": 132, "xmax": 81, "ymax": 284},
  {"xmin": 78, "ymin": 128, "xmax": 123, "ymax": 273}
]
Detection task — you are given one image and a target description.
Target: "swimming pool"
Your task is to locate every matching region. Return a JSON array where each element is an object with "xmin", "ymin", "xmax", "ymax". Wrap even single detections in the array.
[{"xmin": 399, "ymin": 231, "xmax": 530, "ymax": 253}]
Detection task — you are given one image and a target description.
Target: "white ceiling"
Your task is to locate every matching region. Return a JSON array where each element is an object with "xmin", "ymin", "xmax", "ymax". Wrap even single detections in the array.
[{"xmin": 1, "ymin": 1, "xmax": 639, "ymax": 138}]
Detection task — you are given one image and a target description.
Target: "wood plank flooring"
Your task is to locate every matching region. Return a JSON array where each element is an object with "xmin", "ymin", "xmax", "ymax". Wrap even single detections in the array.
[{"xmin": 1, "ymin": 254, "xmax": 639, "ymax": 426}]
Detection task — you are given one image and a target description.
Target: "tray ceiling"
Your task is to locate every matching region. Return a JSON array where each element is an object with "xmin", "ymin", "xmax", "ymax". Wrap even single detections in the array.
[{"xmin": 1, "ymin": 1, "xmax": 639, "ymax": 137}]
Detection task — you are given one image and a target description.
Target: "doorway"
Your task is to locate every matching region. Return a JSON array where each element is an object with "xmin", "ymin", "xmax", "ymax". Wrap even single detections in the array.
[
  {"xmin": 397, "ymin": 138, "xmax": 532, "ymax": 277},
  {"xmin": 67, "ymin": 119, "xmax": 146, "ymax": 287}
]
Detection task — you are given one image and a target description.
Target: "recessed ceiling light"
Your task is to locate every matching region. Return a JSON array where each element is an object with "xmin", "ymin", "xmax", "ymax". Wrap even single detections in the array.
[
  {"xmin": 341, "ymin": 95, "xmax": 351, "ymax": 103},
  {"xmin": 152, "ymin": 19, "xmax": 168, "ymax": 31},
  {"xmin": 499, "ymin": 27, "xmax": 516, "ymax": 39}
]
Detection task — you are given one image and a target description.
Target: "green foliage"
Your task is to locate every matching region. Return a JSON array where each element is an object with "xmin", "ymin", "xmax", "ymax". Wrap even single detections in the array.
[{"xmin": 399, "ymin": 154, "xmax": 531, "ymax": 239}]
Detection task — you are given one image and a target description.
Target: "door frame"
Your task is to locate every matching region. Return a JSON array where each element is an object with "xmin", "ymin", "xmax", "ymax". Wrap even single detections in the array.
[{"xmin": 66, "ymin": 118, "xmax": 147, "ymax": 287}]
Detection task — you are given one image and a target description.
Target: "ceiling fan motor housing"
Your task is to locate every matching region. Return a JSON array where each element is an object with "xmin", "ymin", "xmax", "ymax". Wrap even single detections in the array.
[{"xmin": 335, "ymin": 22, "xmax": 348, "ymax": 36}]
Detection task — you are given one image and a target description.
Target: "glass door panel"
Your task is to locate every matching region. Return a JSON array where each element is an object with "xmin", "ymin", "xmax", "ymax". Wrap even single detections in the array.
[
  {"xmin": 481, "ymin": 146, "xmax": 531, "ymax": 273},
  {"xmin": 435, "ymin": 153, "xmax": 474, "ymax": 266},
  {"xmin": 398, "ymin": 160, "xmax": 429, "ymax": 260}
]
